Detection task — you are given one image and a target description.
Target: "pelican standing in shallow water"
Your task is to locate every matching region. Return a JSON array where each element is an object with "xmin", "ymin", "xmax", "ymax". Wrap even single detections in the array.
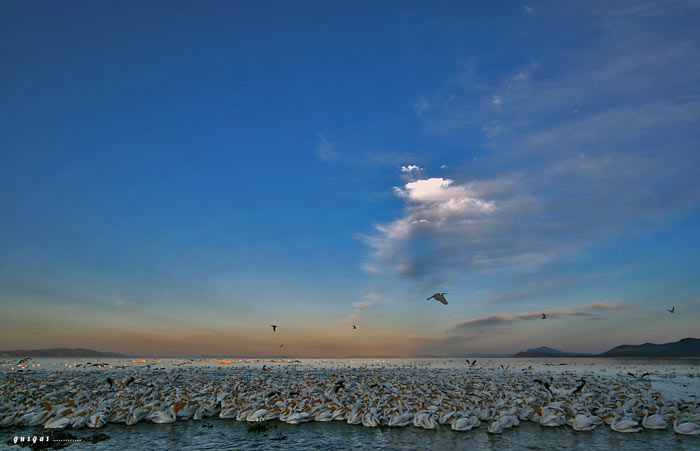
[{"xmin": 427, "ymin": 293, "xmax": 448, "ymax": 305}]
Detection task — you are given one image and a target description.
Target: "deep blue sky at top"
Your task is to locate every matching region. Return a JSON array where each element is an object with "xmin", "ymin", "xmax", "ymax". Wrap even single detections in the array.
[
  {"xmin": 1, "ymin": 1, "xmax": 529, "ymax": 293},
  {"xmin": 1, "ymin": 1, "xmax": 699, "ymax": 355}
]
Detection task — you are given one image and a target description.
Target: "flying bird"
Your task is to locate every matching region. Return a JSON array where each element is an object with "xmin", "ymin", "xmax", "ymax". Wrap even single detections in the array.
[
  {"xmin": 542, "ymin": 313, "xmax": 546, "ymax": 319},
  {"xmin": 427, "ymin": 293, "xmax": 448, "ymax": 305},
  {"xmin": 667, "ymin": 306, "xmax": 675, "ymax": 313},
  {"xmin": 271, "ymin": 325, "xmax": 277, "ymax": 332},
  {"xmin": 352, "ymin": 325, "xmax": 357, "ymax": 329},
  {"xmin": 627, "ymin": 372, "xmax": 651, "ymax": 380},
  {"xmin": 279, "ymin": 344, "xmax": 284, "ymax": 348}
]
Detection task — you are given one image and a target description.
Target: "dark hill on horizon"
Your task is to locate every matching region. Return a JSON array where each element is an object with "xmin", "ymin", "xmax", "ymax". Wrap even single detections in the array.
[
  {"xmin": 0, "ymin": 348, "xmax": 124, "ymax": 358},
  {"xmin": 600, "ymin": 338, "xmax": 700, "ymax": 357},
  {"xmin": 513, "ymin": 338, "xmax": 700, "ymax": 358}
]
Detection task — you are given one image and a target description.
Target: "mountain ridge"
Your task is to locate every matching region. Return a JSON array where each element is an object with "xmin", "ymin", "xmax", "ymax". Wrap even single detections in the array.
[{"xmin": 513, "ymin": 338, "xmax": 700, "ymax": 358}]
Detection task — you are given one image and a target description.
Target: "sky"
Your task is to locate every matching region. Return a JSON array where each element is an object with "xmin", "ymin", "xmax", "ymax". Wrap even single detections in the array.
[{"xmin": 1, "ymin": 0, "xmax": 699, "ymax": 357}]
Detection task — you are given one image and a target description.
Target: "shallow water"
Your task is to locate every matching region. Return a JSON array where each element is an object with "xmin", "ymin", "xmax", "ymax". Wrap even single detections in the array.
[
  {"xmin": 5, "ymin": 415, "xmax": 700, "ymax": 451},
  {"xmin": 2, "ymin": 357, "xmax": 699, "ymax": 450}
]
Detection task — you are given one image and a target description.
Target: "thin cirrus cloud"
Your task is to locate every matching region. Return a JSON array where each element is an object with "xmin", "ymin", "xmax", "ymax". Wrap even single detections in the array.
[
  {"xmin": 449, "ymin": 307, "xmax": 604, "ymax": 332},
  {"xmin": 316, "ymin": 133, "xmax": 338, "ymax": 161}
]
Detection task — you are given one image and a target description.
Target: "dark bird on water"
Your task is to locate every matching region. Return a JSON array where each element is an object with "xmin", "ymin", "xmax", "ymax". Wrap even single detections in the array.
[
  {"xmin": 667, "ymin": 306, "xmax": 675, "ymax": 313},
  {"xmin": 534, "ymin": 378, "xmax": 553, "ymax": 395},
  {"xmin": 271, "ymin": 325, "xmax": 277, "ymax": 332},
  {"xmin": 106, "ymin": 377, "xmax": 114, "ymax": 387},
  {"xmin": 542, "ymin": 313, "xmax": 546, "ymax": 319},
  {"xmin": 427, "ymin": 293, "xmax": 448, "ymax": 305},
  {"xmin": 572, "ymin": 379, "xmax": 587, "ymax": 394}
]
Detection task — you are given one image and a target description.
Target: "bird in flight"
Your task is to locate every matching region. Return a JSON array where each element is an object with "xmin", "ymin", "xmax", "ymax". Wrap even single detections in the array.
[
  {"xmin": 427, "ymin": 293, "xmax": 448, "ymax": 305},
  {"xmin": 279, "ymin": 344, "xmax": 284, "ymax": 348},
  {"xmin": 271, "ymin": 325, "xmax": 277, "ymax": 332},
  {"xmin": 627, "ymin": 372, "xmax": 651, "ymax": 380},
  {"xmin": 542, "ymin": 313, "xmax": 547, "ymax": 319},
  {"xmin": 667, "ymin": 306, "xmax": 675, "ymax": 313},
  {"xmin": 352, "ymin": 325, "xmax": 357, "ymax": 329}
]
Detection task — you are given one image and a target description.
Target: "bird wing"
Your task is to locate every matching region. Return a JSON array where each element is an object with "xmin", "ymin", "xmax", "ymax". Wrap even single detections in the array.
[{"xmin": 435, "ymin": 294, "xmax": 448, "ymax": 305}]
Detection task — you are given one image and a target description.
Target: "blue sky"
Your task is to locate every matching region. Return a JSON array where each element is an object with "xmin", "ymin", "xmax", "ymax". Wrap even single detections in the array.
[{"xmin": 1, "ymin": 1, "xmax": 699, "ymax": 356}]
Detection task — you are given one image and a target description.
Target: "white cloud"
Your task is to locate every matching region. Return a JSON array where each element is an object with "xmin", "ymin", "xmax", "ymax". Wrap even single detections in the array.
[
  {"xmin": 365, "ymin": 3, "xmax": 700, "ymax": 282},
  {"xmin": 400, "ymin": 164, "xmax": 424, "ymax": 173}
]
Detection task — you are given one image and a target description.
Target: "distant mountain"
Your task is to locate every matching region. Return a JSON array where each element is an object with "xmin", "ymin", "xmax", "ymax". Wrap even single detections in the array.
[
  {"xmin": 0, "ymin": 348, "xmax": 124, "ymax": 358},
  {"xmin": 513, "ymin": 338, "xmax": 700, "ymax": 358},
  {"xmin": 513, "ymin": 346, "xmax": 592, "ymax": 358},
  {"xmin": 599, "ymin": 338, "xmax": 700, "ymax": 358}
]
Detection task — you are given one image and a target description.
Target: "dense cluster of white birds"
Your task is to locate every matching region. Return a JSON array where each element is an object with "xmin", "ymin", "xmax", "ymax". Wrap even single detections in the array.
[{"xmin": 1, "ymin": 360, "xmax": 699, "ymax": 436}]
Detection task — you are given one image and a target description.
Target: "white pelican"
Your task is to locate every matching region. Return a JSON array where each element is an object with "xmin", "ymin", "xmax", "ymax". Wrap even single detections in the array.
[
  {"xmin": 488, "ymin": 417, "xmax": 504, "ymax": 434},
  {"xmin": 572, "ymin": 412, "xmax": 602, "ymax": 431},
  {"xmin": 642, "ymin": 409, "xmax": 667, "ymax": 429},
  {"xmin": 610, "ymin": 414, "xmax": 642, "ymax": 433},
  {"xmin": 413, "ymin": 411, "xmax": 437, "ymax": 429},
  {"xmin": 149, "ymin": 405, "xmax": 177, "ymax": 424},
  {"xmin": 673, "ymin": 419, "xmax": 700, "ymax": 435},
  {"xmin": 388, "ymin": 411, "xmax": 414, "ymax": 427}
]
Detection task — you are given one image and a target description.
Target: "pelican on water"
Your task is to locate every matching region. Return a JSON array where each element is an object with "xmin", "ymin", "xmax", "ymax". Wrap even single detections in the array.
[{"xmin": 427, "ymin": 293, "xmax": 448, "ymax": 305}]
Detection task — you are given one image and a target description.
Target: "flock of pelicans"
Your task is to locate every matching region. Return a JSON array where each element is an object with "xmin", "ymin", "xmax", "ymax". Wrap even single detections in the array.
[{"xmin": 1, "ymin": 359, "xmax": 699, "ymax": 439}]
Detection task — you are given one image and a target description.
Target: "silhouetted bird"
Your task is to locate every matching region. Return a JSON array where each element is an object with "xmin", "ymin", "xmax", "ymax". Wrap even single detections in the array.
[
  {"xmin": 572, "ymin": 379, "xmax": 587, "ymax": 394},
  {"xmin": 542, "ymin": 313, "xmax": 546, "ymax": 319},
  {"xmin": 427, "ymin": 293, "xmax": 448, "ymax": 305},
  {"xmin": 667, "ymin": 306, "xmax": 675, "ymax": 313},
  {"xmin": 271, "ymin": 325, "xmax": 278, "ymax": 332},
  {"xmin": 628, "ymin": 372, "xmax": 651, "ymax": 379},
  {"xmin": 534, "ymin": 378, "xmax": 553, "ymax": 395},
  {"xmin": 352, "ymin": 325, "xmax": 357, "ymax": 329}
]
